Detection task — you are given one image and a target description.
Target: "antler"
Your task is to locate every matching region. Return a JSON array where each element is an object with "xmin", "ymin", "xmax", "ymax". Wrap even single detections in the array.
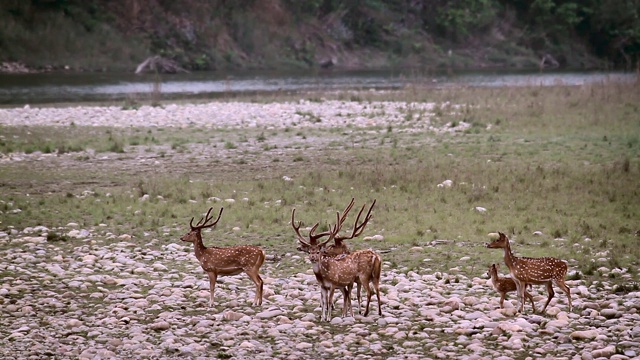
[
  {"xmin": 310, "ymin": 197, "xmax": 355, "ymax": 240},
  {"xmin": 291, "ymin": 208, "xmax": 313, "ymax": 246},
  {"xmin": 309, "ymin": 197, "xmax": 358, "ymax": 248},
  {"xmin": 335, "ymin": 198, "xmax": 356, "ymax": 230},
  {"xmin": 334, "ymin": 199, "xmax": 376, "ymax": 241},
  {"xmin": 292, "ymin": 208, "xmax": 340, "ymax": 247},
  {"xmin": 292, "ymin": 198, "xmax": 374, "ymax": 250},
  {"xmin": 313, "ymin": 211, "xmax": 342, "ymax": 248},
  {"xmin": 190, "ymin": 207, "xmax": 224, "ymax": 231}
]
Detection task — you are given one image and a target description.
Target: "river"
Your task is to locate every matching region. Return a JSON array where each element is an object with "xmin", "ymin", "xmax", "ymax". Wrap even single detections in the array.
[{"xmin": 0, "ymin": 69, "xmax": 635, "ymax": 105}]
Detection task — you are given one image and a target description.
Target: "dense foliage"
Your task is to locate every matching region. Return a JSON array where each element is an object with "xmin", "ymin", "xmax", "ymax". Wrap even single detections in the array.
[{"xmin": 1, "ymin": 0, "xmax": 639, "ymax": 71}]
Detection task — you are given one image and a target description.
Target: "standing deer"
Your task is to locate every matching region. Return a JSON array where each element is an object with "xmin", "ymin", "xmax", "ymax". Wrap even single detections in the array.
[
  {"xmin": 180, "ymin": 207, "xmax": 265, "ymax": 308},
  {"xmin": 349, "ymin": 248, "xmax": 382, "ymax": 317},
  {"xmin": 328, "ymin": 199, "xmax": 380, "ymax": 316},
  {"xmin": 295, "ymin": 198, "xmax": 376, "ymax": 313},
  {"xmin": 292, "ymin": 199, "xmax": 382, "ymax": 321},
  {"xmin": 486, "ymin": 232, "xmax": 572, "ymax": 313},
  {"xmin": 487, "ymin": 263, "xmax": 536, "ymax": 311}
]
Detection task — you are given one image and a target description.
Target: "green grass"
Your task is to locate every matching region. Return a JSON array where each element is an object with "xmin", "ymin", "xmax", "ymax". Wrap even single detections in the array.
[{"xmin": 1, "ymin": 80, "xmax": 639, "ymax": 284}]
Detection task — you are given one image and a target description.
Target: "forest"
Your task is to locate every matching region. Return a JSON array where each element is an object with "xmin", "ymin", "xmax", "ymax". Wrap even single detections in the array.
[{"xmin": 1, "ymin": 0, "xmax": 639, "ymax": 72}]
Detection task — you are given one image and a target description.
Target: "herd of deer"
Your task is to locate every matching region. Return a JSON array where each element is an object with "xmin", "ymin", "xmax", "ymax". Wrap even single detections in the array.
[{"xmin": 179, "ymin": 199, "xmax": 572, "ymax": 321}]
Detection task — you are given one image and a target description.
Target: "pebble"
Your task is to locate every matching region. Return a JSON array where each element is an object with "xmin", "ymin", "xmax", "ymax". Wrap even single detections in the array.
[
  {"xmin": 0, "ymin": 231, "xmax": 636, "ymax": 360},
  {"xmin": 0, "ymin": 101, "xmax": 470, "ymax": 133}
]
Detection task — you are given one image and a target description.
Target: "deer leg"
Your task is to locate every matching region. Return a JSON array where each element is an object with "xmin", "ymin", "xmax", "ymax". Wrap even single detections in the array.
[
  {"xmin": 541, "ymin": 282, "xmax": 555, "ymax": 313},
  {"xmin": 555, "ymin": 279, "xmax": 572, "ymax": 312},
  {"xmin": 372, "ymin": 267, "xmax": 382, "ymax": 316},
  {"xmin": 320, "ymin": 286, "xmax": 330, "ymax": 321},
  {"xmin": 206, "ymin": 272, "xmax": 218, "ymax": 308},
  {"xmin": 246, "ymin": 271, "xmax": 264, "ymax": 306},
  {"xmin": 356, "ymin": 280, "xmax": 363, "ymax": 315},
  {"xmin": 329, "ymin": 287, "xmax": 336, "ymax": 311},
  {"xmin": 375, "ymin": 284, "xmax": 382, "ymax": 316},
  {"xmin": 348, "ymin": 283, "xmax": 355, "ymax": 317},
  {"xmin": 341, "ymin": 285, "xmax": 353, "ymax": 318},
  {"xmin": 326, "ymin": 286, "xmax": 333, "ymax": 321},
  {"xmin": 514, "ymin": 280, "xmax": 526, "ymax": 313},
  {"xmin": 340, "ymin": 287, "xmax": 347, "ymax": 317},
  {"xmin": 499, "ymin": 292, "xmax": 506, "ymax": 309},
  {"xmin": 331, "ymin": 285, "xmax": 339, "ymax": 321},
  {"xmin": 317, "ymin": 283, "xmax": 326, "ymax": 316},
  {"xmin": 362, "ymin": 279, "xmax": 373, "ymax": 317},
  {"xmin": 524, "ymin": 287, "xmax": 537, "ymax": 313}
]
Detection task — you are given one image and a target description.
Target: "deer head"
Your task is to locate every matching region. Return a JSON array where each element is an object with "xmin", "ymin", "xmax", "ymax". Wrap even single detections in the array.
[
  {"xmin": 180, "ymin": 207, "xmax": 224, "ymax": 243},
  {"xmin": 292, "ymin": 209, "xmax": 335, "ymax": 254},
  {"xmin": 485, "ymin": 232, "xmax": 509, "ymax": 249},
  {"xmin": 487, "ymin": 263, "xmax": 499, "ymax": 279}
]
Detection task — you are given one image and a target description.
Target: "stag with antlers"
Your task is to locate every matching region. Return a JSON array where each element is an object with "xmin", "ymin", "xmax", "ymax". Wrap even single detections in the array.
[
  {"xmin": 292, "ymin": 199, "xmax": 382, "ymax": 321},
  {"xmin": 295, "ymin": 198, "xmax": 375, "ymax": 312},
  {"xmin": 180, "ymin": 207, "xmax": 265, "ymax": 308},
  {"xmin": 486, "ymin": 232, "xmax": 572, "ymax": 313}
]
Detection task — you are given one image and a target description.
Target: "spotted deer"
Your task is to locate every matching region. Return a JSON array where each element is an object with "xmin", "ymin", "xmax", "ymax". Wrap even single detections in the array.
[
  {"xmin": 486, "ymin": 232, "xmax": 572, "ymax": 313},
  {"xmin": 292, "ymin": 200, "xmax": 382, "ymax": 321},
  {"xmin": 487, "ymin": 263, "xmax": 536, "ymax": 311},
  {"xmin": 295, "ymin": 198, "xmax": 377, "ymax": 312},
  {"xmin": 328, "ymin": 199, "xmax": 381, "ymax": 316},
  {"xmin": 180, "ymin": 207, "xmax": 265, "ymax": 308}
]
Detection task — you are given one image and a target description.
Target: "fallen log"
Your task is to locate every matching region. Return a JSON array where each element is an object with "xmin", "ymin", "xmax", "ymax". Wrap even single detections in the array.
[{"xmin": 135, "ymin": 56, "xmax": 190, "ymax": 74}]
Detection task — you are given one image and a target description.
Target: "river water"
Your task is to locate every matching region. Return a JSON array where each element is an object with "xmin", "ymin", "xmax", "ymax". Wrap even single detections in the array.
[{"xmin": 0, "ymin": 69, "xmax": 635, "ymax": 105}]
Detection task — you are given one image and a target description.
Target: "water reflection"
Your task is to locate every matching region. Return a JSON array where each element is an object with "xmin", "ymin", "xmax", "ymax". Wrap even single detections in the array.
[
  {"xmin": 451, "ymin": 72, "xmax": 634, "ymax": 87},
  {"xmin": 0, "ymin": 69, "xmax": 635, "ymax": 105}
]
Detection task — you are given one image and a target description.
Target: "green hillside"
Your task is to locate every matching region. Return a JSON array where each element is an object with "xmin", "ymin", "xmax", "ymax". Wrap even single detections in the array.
[{"xmin": 1, "ymin": 0, "xmax": 639, "ymax": 72}]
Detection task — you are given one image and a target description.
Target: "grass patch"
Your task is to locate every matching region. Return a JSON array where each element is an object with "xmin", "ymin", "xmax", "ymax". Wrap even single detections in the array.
[{"xmin": 1, "ymin": 81, "xmax": 639, "ymax": 285}]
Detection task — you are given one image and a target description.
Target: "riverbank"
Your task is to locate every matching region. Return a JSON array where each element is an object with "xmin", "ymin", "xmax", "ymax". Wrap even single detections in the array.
[
  {"xmin": 2, "ymin": 69, "xmax": 637, "ymax": 107},
  {"xmin": 1, "ymin": 83, "xmax": 638, "ymax": 359},
  {"xmin": 1, "ymin": 228, "xmax": 637, "ymax": 359}
]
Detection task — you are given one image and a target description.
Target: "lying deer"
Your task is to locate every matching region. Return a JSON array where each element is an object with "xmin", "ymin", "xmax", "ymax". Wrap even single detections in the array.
[
  {"xmin": 487, "ymin": 263, "xmax": 536, "ymax": 312},
  {"xmin": 486, "ymin": 232, "xmax": 572, "ymax": 313},
  {"xmin": 292, "ymin": 199, "xmax": 382, "ymax": 321},
  {"xmin": 180, "ymin": 207, "xmax": 265, "ymax": 308}
]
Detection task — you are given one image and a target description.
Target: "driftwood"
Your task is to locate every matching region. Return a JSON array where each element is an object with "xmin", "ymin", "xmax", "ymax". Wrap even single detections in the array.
[
  {"xmin": 319, "ymin": 56, "xmax": 337, "ymax": 69},
  {"xmin": 135, "ymin": 56, "xmax": 189, "ymax": 74},
  {"xmin": 539, "ymin": 53, "xmax": 560, "ymax": 69}
]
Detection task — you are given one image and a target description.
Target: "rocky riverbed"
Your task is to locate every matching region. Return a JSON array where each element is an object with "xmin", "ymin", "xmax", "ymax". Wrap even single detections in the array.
[
  {"xmin": 1, "ymin": 100, "xmax": 639, "ymax": 359},
  {"xmin": 0, "ymin": 225, "xmax": 638, "ymax": 360},
  {"xmin": 0, "ymin": 99, "xmax": 465, "ymax": 131}
]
